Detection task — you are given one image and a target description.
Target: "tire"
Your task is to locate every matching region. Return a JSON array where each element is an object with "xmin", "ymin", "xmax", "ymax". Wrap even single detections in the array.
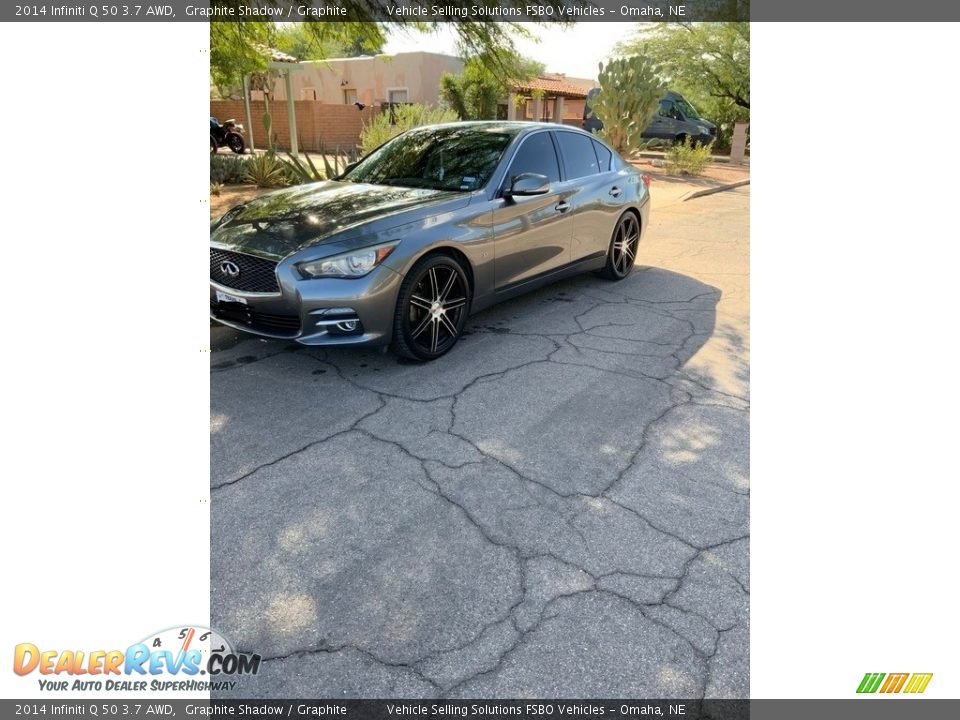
[
  {"xmin": 675, "ymin": 134, "xmax": 688, "ymax": 146},
  {"xmin": 599, "ymin": 212, "xmax": 640, "ymax": 281},
  {"xmin": 226, "ymin": 133, "xmax": 245, "ymax": 154},
  {"xmin": 210, "ymin": 136, "xmax": 218, "ymax": 154},
  {"xmin": 391, "ymin": 254, "xmax": 471, "ymax": 361}
]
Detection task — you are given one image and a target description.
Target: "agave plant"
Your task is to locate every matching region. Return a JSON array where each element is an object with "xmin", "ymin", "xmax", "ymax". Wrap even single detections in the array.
[
  {"xmin": 244, "ymin": 151, "xmax": 288, "ymax": 188},
  {"xmin": 282, "ymin": 144, "xmax": 359, "ymax": 185}
]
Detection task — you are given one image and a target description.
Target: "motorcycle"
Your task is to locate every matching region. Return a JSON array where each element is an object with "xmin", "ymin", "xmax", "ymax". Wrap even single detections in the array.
[{"xmin": 210, "ymin": 117, "xmax": 245, "ymax": 154}]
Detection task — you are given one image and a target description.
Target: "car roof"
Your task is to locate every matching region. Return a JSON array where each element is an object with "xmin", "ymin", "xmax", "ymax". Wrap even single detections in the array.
[{"xmin": 414, "ymin": 120, "xmax": 596, "ymax": 138}]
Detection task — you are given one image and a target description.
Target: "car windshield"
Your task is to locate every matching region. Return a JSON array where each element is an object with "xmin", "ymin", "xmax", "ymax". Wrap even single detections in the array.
[
  {"xmin": 342, "ymin": 125, "xmax": 515, "ymax": 192},
  {"xmin": 673, "ymin": 97, "xmax": 701, "ymax": 119}
]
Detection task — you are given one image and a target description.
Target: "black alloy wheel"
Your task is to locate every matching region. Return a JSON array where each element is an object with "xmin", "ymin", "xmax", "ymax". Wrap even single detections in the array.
[
  {"xmin": 600, "ymin": 212, "xmax": 640, "ymax": 281},
  {"xmin": 392, "ymin": 255, "xmax": 470, "ymax": 361}
]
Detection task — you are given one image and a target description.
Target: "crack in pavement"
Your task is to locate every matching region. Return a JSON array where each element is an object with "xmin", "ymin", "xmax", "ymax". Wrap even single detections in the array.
[{"xmin": 211, "ymin": 242, "xmax": 749, "ymax": 697}]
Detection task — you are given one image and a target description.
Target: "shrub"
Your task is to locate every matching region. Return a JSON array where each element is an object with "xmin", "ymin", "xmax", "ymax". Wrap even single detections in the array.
[
  {"xmin": 665, "ymin": 138, "xmax": 713, "ymax": 176},
  {"xmin": 210, "ymin": 154, "xmax": 250, "ymax": 185},
  {"xmin": 210, "ymin": 182, "xmax": 223, "ymax": 197},
  {"xmin": 359, "ymin": 104, "xmax": 458, "ymax": 155},
  {"xmin": 244, "ymin": 151, "xmax": 289, "ymax": 188}
]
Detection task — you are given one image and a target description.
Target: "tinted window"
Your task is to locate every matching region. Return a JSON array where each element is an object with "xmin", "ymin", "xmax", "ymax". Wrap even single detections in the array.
[
  {"xmin": 673, "ymin": 96, "xmax": 700, "ymax": 119},
  {"xmin": 584, "ymin": 88, "xmax": 600, "ymax": 119},
  {"xmin": 592, "ymin": 140, "xmax": 612, "ymax": 172},
  {"xmin": 343, "ymin": 126, "xmax": 514, "ymax": 191},
  {"xmin": 506, "ymin": 132, "xmax": 560, "ymax": 184},
  {"xmin": 659, "ymin": 100, "xmax": 681, "ymax": 120},
  {"xmin": 556, "ymin": 132, "xmax": 600, "ymax": 179}
]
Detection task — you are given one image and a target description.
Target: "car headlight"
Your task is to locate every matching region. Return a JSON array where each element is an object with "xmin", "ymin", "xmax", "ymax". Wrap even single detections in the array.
[
  {"xmin": 297, "ymin": 243, "xmax": 398, "ymax": 279},
  {"xmin": 697, "ymin": 125, "xmax": 709, "ymax": 135}
]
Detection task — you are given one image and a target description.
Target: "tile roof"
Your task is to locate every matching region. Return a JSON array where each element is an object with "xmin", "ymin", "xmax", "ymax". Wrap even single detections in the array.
[{"xmin": 511, "ymin": 74, "xmax": 595, "ymax": 98}]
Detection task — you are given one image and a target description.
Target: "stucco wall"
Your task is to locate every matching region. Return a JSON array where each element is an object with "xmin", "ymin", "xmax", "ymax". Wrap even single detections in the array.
[{"xmin": 271, "ymin": 52, "xmax": 463, "ymax": 107}]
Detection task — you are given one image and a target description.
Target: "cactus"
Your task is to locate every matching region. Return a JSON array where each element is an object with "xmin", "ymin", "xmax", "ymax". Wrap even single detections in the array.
[
  {"xmin": 262, "ymin": 111, "xmax": 273, "ymax": 151},
  {"xmin": 591, "ymin": 56, "xmax": 665, "ymax": 156}
]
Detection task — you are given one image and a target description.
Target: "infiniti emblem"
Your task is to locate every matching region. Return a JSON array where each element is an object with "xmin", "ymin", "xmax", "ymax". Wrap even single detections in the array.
[{"xmin": 220, "ymin": 261, "xmax": 240, "ymax": 278}]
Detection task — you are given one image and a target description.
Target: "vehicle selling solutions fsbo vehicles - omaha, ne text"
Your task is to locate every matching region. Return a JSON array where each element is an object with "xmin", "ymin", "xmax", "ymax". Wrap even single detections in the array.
[{"xmin": 210, "ymin": 122, "xmax": 650, "ymax": 361}]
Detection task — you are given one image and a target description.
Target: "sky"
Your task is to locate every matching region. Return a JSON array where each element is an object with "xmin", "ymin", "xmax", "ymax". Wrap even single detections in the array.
[{"xmin": 382, "ymin": 22, "xmax": 642, "ymax": 81}]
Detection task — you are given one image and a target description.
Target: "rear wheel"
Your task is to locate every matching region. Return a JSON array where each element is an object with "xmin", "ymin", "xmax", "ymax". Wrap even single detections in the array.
[
  {"xmin": 391, "ymin": 254, "xmax": 471, "ymax": 361},
  {"xmin": 226, "ymin": 133, "xmax": 245, "ymax": 154},
  {"xmin": 600, "ymin": 212, "xmax": 640, "ymax": 281}
]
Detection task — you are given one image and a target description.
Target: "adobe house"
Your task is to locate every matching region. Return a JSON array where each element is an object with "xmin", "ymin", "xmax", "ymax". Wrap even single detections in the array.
[
  {"xmin": 269, "ymin": 51, "xmax": 464, "ymax": 107},
  {"xmin": 506, "ymin": 74, "xmax": 599, "ymax": 125}
]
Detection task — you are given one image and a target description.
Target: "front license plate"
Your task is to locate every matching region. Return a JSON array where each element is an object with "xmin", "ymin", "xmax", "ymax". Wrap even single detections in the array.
[{"xmin": 215, "ymin": 290, "xmax": 246, "ymax": 305}]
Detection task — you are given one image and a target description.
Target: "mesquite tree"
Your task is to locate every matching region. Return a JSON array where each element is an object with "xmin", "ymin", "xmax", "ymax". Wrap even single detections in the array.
[{"xmin": 591, "ymin": 56, "xmax": 665, "ymax": 156}]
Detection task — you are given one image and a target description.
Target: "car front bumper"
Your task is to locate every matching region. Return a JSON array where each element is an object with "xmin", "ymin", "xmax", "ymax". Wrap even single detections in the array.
[{"xmin": 210, "ymin": 264, "xmax": 404, "ymax": 347}]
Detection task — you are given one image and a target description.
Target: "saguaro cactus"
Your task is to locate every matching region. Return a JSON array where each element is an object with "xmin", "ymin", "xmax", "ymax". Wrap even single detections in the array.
[{"xmin": 591, "ymin": 56, "xmax": 665, "ymax": 156}]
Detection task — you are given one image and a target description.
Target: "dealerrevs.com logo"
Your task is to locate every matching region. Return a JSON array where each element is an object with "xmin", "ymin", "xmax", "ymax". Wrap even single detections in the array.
[
  {"xmin": 13, "ymin": 625, "xmax": 260, "ymax": 693},
  {"xmin": 857, "ymin": 672, "xmax": 933, "ymax": 694}
]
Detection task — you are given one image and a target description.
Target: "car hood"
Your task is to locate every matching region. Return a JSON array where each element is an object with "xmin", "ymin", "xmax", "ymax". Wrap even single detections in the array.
[{"xmin": 211, "ymin": 181, "xmax": 466, "ymax": 260}]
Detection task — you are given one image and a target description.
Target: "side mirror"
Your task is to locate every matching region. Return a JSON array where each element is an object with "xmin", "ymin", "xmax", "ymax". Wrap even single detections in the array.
[{"xmin": 505, "ymin": 172, "xmax": 550, "ymax": 198}]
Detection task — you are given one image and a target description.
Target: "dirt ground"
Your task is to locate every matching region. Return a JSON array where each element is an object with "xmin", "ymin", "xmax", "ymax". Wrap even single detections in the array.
[
  {"xmin": 631, "ymin": 158, "xmax": 751, "ymax": 186},
  {"xmin": 210, "ymin": 185, "xmax": 270, "ymax": 220}
]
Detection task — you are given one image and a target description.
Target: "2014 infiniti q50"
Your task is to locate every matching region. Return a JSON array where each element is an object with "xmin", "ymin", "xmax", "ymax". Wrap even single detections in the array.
[{"xmin": 210, "ymin": 122, "xmax": 650, "ymax": 361}]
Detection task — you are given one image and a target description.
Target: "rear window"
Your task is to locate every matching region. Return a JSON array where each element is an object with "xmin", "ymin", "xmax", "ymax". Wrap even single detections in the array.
[
  {"xmin": 592, "ymin": 140, "xmax": 612, "ymax": 172},
  {"xmin": 555, "ymin": 132, "xmax": 599, "ymax": 179}
]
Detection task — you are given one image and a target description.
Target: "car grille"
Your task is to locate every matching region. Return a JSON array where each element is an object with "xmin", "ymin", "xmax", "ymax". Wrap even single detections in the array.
[
  {"xmin": 210, "ymin": 249, "xmax": 279, "ymax": 293},
  {"xmin": 210, "ymin": 301, "xmax": 300, "ymax": 337}
]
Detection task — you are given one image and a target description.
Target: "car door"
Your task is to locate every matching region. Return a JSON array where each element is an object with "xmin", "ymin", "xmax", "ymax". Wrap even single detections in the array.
[
  {"xmin": 553, "ymin": 131, "xmax": 620, "ymax": 262},
  {"xmin": 491, "ymin": 131, "xmax": 573, "ymax": 289}
]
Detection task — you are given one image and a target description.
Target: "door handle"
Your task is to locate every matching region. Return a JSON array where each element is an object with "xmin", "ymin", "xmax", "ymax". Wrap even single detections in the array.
[
  {"xmin": 609, "ymin": 187, "xmax": 622, "ymax": 197},
  {"xmin": 555, "ymin": 201, "xmax": 570, "ymax": 213}
]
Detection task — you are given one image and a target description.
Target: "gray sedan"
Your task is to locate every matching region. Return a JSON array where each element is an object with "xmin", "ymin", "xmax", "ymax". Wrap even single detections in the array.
[{"xmin": 210, "ymin": 122, "xmax": 650, "ymax": 360}]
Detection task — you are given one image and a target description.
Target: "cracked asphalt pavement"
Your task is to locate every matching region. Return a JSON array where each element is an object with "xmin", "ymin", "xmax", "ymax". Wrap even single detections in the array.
[{"xmin": 210, "ymin": 186, "xmax": 749, "ymax": 698}]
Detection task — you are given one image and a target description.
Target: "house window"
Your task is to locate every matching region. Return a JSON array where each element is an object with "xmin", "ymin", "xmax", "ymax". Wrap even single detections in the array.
[
  {"xmin": 387, "ymin": 88, "xmax": 409, "ymax": 104},
  {"xmin": 301, "ymin": 87, "xmax": 317, "ymax": 101},
  {"xmin": 343, "ymin": 88, "xmax": 357, "ymax": 105}
]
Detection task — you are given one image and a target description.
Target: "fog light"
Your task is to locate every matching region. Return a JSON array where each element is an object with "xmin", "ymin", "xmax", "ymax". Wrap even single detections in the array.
[{"xmin": 336, "ymin": 320, "xmax": 358, "ymax": 332}]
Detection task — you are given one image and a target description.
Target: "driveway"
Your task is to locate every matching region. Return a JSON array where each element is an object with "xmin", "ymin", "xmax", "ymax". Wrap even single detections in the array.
[{"xmin": 210, "ymin": 186, "xmax": 749, "ymax": 698}]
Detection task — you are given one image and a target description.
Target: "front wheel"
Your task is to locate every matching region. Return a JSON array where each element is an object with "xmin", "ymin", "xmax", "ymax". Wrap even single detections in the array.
[
  {"xmin": 599, "ymin": 212, "xmax": 640, "ymax": 281},
  {"xmin": 210, "ymin": 136, "xmax": 218, "ymax": 154},
  {"xmin": 226, "ymin": 133, "xmax": 245, "ymax": 154},
  {"xmin": 391, "ymin": 255, "xmax": 471, "ymax": 361}
]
